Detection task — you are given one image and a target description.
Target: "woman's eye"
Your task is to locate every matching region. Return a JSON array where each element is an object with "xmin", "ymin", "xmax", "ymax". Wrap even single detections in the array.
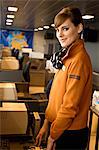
[{"xmin": 63, "ymin": 27, "xmax": 69, "ymax": 31}]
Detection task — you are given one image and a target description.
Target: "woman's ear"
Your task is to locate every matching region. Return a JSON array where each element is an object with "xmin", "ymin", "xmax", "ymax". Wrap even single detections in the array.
[{"xmin": 78, "ymin": 23, "xmax": 83, "ymax": 33}]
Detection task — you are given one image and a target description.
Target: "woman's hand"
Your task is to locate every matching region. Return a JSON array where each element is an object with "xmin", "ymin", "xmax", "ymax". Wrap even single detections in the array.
[
  {"xmin": 35, "ymin": 126, "xmax": 46, "ymax": 146},
  {"xmin": 46, "ymin": 136, "xmax": 55, "ymax": 150},
  {"xmin": 35, "ymin": 119, "xmax": 49, "ymax": 146}
]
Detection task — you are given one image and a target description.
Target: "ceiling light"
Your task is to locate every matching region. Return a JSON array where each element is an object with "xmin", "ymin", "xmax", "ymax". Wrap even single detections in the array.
[
  {"xmin": 38, "ymin": 27, "xmax": 43, "ymax": 31},
  {"xmin": 82, "ymin": 15, "xmax": 94, "ymax": 19},
  {"xmin": 6, "ymin": 19, "xmax": 13, "ymax": 22},
  {"xmin": 6, "ymin": 22, "xmax": 12, "ymax": 25},
  {"xmin": 34, "ymin": 28, "xmax": 38, "ymax": 31},
  {"xmin": 51, "ymin": 24, "xmax": 55, "ymax": 27},
  {"xmin": 8, "ymin": 6, "xmax": 18, "ymax": 12},
  {"xmin": 7, "ymin": 14, "xmax": 15, "ymax": 19},
  {"xmin": 44, "ymin": 26, "xmax": 50, "ymax": 29}
]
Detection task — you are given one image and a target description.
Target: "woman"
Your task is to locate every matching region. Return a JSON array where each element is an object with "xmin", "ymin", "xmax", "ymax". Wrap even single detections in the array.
[{"xmin": 36, "ymin": 6, "xmax": 92, "ymax": 150}]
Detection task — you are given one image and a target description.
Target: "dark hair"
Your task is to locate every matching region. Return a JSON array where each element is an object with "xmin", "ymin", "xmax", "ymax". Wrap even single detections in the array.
[{"xmin": 54, "ymin": 6, "xmax": 84, "ymax": 28}]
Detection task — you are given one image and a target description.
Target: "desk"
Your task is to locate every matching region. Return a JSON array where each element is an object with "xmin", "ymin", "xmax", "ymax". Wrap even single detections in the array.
[
  {"xmin": 87, "ymin": 106, "xmax": 99, "ymax": 150},
  {"xmin": 0, "ymin": 97, "xmax": 48, "ymax": 141},
  {"xmin": 0, "ymin": 70, "xmax": 23, "ymax": 82},
  {"xmin": 0, "ymin": 102, "xmax": 27, "ymax": 135}
]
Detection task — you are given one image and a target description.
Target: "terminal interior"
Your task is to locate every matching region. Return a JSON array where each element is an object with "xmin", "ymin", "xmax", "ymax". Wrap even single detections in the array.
[{"xmin": 0, "ymin": 0, "xmax": 99, "ymax": 150}]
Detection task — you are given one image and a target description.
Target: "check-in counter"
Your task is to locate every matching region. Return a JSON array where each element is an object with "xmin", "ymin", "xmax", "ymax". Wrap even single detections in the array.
[
  {"xmin": 30, "ymin": 70, "xmax": 46, "ymax": 86},
  {"xmin": 0, "ymin": 70, "xmax": 24, "ymax": 82},
  {"xmin": 0, "ymin": 83, "xmax": 17, "ymax": 101},
  {"xmin": 0, "ymin": 103, "xmax": 27, "ymax": 135},
  {"xmin": 0, "ymin": 82, "xmax": 28, "ymax": 135}
]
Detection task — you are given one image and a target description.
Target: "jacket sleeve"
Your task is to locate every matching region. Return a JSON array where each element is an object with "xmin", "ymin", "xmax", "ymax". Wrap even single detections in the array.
[{"xmin": 50, "ymin": 60, "xmax": 89, "ymax": 140}]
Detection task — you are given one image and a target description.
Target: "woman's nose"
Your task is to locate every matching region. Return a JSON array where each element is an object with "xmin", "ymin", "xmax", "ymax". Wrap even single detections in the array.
[{"xmin": 57, "ymin": 30, "xmax": 63, "ymax": 37}]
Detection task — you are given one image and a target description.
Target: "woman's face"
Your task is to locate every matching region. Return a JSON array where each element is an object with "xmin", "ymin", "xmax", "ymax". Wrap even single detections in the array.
[{"xmin": 56, "ymin": 18, "xmax": 82, "ymax": 48}]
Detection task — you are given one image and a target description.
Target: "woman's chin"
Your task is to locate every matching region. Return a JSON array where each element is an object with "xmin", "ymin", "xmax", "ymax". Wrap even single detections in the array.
[{"xmin": 61, "ymin": 44, "xmax": 67, "ymax": 48}]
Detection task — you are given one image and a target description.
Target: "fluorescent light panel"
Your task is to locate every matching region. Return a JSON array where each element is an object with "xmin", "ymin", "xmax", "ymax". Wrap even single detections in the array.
[
  {"xmin": 6, "ymin": 22, "xmax": 12, "ymax": 25},
  {"xmin": 38, "ymin": 27, "xmax": 43, "ymax": 30},
  {"xmin": 34, "ymin": 28, "xmax": 38, "ymax": 31},
  {"xmin": 44, "ymin": 25, "xmax": 50, "ymax": 29},
  {"xmin": 8, "ymin": 6, "xmax": 18, "ymax": 12},
  {"xmin": 6, "ymin": 19, "xmax": 13, "ymax": 22},
  {"xmin": 7, "ymin": 14, "xmax": 15, "ymax": 19},
  {"xmin": 51, "ymin": 24, "xmax": 55, "ymax": 27},
  {"xmin": 82, "ymin": 15, "xmax": 94, "ymax": 19}
]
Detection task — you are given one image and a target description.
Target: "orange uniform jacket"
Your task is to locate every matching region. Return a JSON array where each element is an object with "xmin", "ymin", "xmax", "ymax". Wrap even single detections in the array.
[{"xmin": 45, "ymin": 39, "xmax": 92, "ymax": 140}]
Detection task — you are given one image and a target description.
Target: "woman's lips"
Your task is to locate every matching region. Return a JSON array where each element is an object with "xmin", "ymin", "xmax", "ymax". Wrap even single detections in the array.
[{"xmin": 59, "ymin": 39, "xmax": 66, "ymax": 43}]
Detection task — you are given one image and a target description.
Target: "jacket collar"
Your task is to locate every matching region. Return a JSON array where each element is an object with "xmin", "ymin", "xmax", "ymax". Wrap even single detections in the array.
[{"xmin": 62, "ymin": 39, "xmax": 85, "ymax": 61}]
